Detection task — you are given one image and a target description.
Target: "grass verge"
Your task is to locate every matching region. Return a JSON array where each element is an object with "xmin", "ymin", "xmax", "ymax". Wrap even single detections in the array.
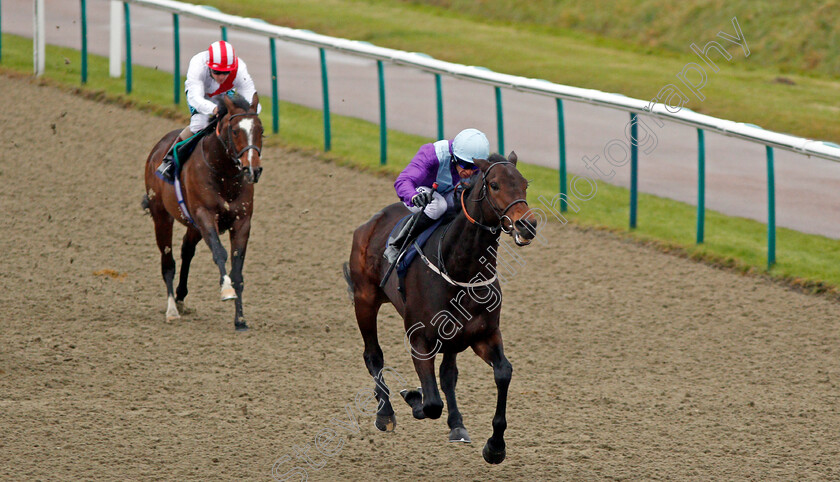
[
  {"xmin": 4, "ymin": 32, "xmax": 840, "ymax": 296},
  {"xmin": 195, "ymin": 0, "xmax": 840, "ymax": 144}
]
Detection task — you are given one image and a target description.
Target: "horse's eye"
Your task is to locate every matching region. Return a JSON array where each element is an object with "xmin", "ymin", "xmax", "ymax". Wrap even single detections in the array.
[{"xmin": 490, "ymin": 182, "xmax": 500, "ymax": 191}]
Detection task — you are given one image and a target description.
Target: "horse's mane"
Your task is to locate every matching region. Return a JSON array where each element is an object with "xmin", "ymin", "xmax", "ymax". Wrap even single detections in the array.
[
  {"xmin": 453, "ymin": 153, "xmax": 507, "ymax": 214},
  {"xmin": 213, "ymin": 93, "xmax": 252, "ymax": 118}
]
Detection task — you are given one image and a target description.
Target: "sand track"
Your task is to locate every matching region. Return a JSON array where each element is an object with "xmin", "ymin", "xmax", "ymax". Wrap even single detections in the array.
[{"xmin": 1, "ymin": 75, "xmax": 839, "ymax": 480}]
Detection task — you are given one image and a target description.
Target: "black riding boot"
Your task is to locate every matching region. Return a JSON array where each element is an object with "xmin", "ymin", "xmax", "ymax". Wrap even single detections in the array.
[
  {"xmin": 156, "ymin": 142, "xmax": 180, "ymax": 183},
  {"xmin": 384, "ymin": 211, "xmax": 436, "ymax": 264}
]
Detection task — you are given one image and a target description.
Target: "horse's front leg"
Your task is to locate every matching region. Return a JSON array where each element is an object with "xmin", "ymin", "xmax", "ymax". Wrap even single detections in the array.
[
  {"xmin": 229, "ymin": 216, "xmax": 251, "ymax": 331},
  {"xmin": 407, "ymin": 340, "xmax": 444, "ymax": 420},
  {"xmin": 193, "ymin": 209, "xmax": 235, "ymax": 303},
  {"xmin": 472, "ymin": 330, "xmax": 512, "ymax": 464}
]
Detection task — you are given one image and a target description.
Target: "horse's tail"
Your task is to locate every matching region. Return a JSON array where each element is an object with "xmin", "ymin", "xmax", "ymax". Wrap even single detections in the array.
[
  {"xmin": 342, "ymin": 262, "xmax": 355, "ymax": 304},
  {"xmin": 141, "ymin": 193, "xmax": 151, "ymax": 215}
]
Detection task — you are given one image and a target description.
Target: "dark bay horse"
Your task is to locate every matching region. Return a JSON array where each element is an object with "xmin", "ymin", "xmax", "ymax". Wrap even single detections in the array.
[
  {"xmin": 344, "ymin": 152, "xmax": 537, "ymax": 464},
  {"xmin": 143, "ymin": 94, "xmax": 263, "ymax": 331}
]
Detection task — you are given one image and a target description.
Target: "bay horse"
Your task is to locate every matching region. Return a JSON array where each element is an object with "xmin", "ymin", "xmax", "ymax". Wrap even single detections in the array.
[
  {"xmin": 344, "ymin": 152, "xmax": 537, "ymax": 464},
  {"xmin": 142, "ymin": 93, "xmax": 263, "ymax": 331}
]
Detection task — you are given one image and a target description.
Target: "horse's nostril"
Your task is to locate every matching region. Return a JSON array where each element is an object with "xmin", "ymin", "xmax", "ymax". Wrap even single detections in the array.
[{"xmin": 516, "ymin": 219, "xmax": 537, "ymax": 237}]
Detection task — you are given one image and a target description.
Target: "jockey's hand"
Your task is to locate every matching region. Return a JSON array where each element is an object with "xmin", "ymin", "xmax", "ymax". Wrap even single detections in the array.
[
  {"xmin": 212, "ymin": 107, "xmax": 219, "ymax": 117},
  {"xmin": 411, "ymin": 187, "xmax": 434, "ymax": 209}
]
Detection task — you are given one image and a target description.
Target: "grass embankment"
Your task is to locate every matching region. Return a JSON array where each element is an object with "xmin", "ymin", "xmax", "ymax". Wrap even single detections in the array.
[
  {"xmin": 390, "ymin": 0, "xmax": 840, "ymax": 79},
  {"xmin": 4, "ymin": 31, "xmax": 840, "ymax": 294},
  {"xmin": 197, "ymin": 0, "xmax": 840, "ymax": 143}
]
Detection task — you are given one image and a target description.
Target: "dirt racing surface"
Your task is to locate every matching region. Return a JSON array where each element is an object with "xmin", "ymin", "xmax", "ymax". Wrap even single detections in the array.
[{"xmin": 2, "ymin": 75, "xmax": 840, "ymax": 480}]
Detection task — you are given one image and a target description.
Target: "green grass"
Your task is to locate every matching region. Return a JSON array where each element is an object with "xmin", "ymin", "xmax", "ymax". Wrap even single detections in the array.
[
  {"xmin": 388, "ymin": 0, "xmax": 840, "ymax": 79},
  {"xmin": 4, "ymin": 32, "xmax": 840, "ymax": 294},
  {"xmin": 191, "ymin": 0, "xmax": 840, "ymax": 144}
]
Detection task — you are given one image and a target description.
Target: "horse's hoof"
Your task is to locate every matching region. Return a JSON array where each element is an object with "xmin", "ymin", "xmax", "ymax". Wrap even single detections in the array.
[
  {"xmin": 482, "ymin": 440, "xmax": 506, "ymax": 464},
  {"xmin": 448, "ymin": 427, "xmax": 471, "ymax": 443},
  {"xmin": 234, "ymin": 321, "xmax": 249, "ymax": 332},
  {"xmin": 176, "ymin": 301, "xmax": 195, "ymax": 315},
  {"xmin": 166, "ymin": 297, "xmax": 180, "ymax": 322},
  {"xmin": 399, "ymin": 388, "xmax": 426, "ymax": 419},
  {"xmin": 374, "ymin": 413, "xmax": 396, "ymax": 432},
  {"xmin": 220, "ymin": 275, "xmax": 236, "ymax": 301},
  {"xmin": 221, "ymin": 289, "xmax": 237, "ymax": 301},
  {"xmin": 399, "ymin": 387, "xmax": 422, "ymax": 402}
]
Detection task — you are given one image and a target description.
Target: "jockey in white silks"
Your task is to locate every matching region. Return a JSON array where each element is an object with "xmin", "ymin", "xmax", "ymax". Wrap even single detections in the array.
[{"xmin": 157, "ymin": 40, "xmax": 261, "ymax": 182}]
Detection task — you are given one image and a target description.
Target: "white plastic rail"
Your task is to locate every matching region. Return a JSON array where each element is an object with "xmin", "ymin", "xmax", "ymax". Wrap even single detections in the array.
[{"xmin": 126, "ymin": 0, "xmax": 840, "ymax": 162}]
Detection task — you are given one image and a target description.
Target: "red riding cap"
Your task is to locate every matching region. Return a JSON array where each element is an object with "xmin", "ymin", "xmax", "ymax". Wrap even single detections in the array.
[{"xmin": 207, "ymin": 40, "xmax": 238, "ymax": 72}]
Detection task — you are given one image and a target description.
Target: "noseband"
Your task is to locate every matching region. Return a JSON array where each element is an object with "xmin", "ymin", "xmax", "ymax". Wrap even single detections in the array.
[
  {"xmin": 218, "ymin": 112, "xmax": 262, "ymax": 168},
  {"xmin": 461, "ymin": 161, "xmax": 528, "ymax": 234}
]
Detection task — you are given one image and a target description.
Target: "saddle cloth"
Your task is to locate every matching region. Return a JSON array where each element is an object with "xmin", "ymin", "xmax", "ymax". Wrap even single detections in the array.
[{"xmin": 387, "ymin": 213, "xmax": 446, "ymax": 280}]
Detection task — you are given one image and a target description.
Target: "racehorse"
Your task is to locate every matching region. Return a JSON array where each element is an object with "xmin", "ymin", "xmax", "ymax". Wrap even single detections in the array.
[
  {"xmin": 142, "ymin": 93, "xmax": 262, "ymax": 331},
  {"xmin": 344, "ymin": 152, "xmax": 537, "ymax": 464}
]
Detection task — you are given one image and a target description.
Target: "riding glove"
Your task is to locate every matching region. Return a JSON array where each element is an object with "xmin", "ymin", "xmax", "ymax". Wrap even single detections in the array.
[{"xmin": 411, "ymin": 187, "xmax": 434, "ymax": 208}]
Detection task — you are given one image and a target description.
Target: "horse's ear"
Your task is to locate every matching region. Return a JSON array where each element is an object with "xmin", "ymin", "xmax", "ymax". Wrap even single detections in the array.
[
  {"xmin": 508, "ymin": 151, "xmax": 518, "ymax": 166},
  {"xmin": 222, "ymin": 94, "xmax": 235, "ymax": 114},
  {"xmin": 250, "ymin": 93, "xmax": 259, "ymax": 113},
  {"xmin": 473, "ymin": 158, "xmax": 491, "ymax": 172}
]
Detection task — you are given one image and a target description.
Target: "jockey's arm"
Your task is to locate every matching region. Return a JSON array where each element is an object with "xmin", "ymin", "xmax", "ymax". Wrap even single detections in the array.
[
  {"xmin": 233, "ymin": 59, "xmax": 262, "ymax": 114},
  {"xmin": 184, "ymin": 53, "xmax": 218, "ymax": 115},
  {"xmin": 394, "ymin": 144, "xmax": 437, "ymax": 205}
]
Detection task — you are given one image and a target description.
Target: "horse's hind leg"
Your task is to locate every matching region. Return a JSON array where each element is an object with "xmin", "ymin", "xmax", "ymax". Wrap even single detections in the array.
[
  {"xmin": 174, "ymin": 227, "xmax": 202, "ymax": 312},
  {"xmin": 151, "ymin": 212, "xmax": 179, "ymax": 322},
  {"xmin": 440, "ymin": 351, "xmax": 470, "ymax": 443},
  {"xmin": 472, "ymin": 331, "xmax": 512, "ymax": 464},
  {"xmin": 355, "ymin": 293, "xmax": 396, "ymax": 431}
]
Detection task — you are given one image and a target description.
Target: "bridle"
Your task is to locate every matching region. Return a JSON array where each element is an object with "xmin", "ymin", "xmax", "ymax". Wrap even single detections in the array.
[
  {"xmin": 460, "ymin": 161, "xmax": 528, "ymax": 234},
  {"xmin": 217, "ymin": 112, "xmax": 262, "ymax": 169}
]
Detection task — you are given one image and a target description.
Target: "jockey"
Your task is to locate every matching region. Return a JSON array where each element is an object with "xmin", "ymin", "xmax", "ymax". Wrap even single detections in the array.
[
  {"xmin": 157, "ymin": 40, "xmax": 261, "ymax": 182},
  {"xmin": 384, "ymin": 128, "xmax": 490, "ymax": 264}
]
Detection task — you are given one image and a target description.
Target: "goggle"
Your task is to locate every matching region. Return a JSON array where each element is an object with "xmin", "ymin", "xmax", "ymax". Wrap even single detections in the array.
[
  {"xmin": 455, "ymin": 157, "xmax": 476, "ymax": 170},
  {"xmin": 210, "ymin": 69, "xmax": 230, "ymax": 75}
]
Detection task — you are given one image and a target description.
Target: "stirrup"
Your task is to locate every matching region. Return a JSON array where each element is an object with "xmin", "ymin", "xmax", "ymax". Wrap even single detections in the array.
[
  {"xmin": 156, "ymin": 158, "xmax": 174, "ymax": 182},
  {"xmin": 383, "ymin": 244, "xmax": 402, "ymax": 265}
]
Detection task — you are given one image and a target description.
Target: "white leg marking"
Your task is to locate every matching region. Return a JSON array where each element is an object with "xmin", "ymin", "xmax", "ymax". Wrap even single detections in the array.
[
  {"xmin": 221, "ymin": 274, "xmax": 236, "ymax": 301},
  {"xmin": 166, "ymin": 295, "xmax": 180, "ymax": 322}
]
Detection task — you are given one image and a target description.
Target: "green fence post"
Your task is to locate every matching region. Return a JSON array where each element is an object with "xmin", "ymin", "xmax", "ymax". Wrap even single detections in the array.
[
  {"xmin": 269, "ymin": 38, "xmax": 279, "ymax": 134},
  {"xmin": 319, "ymin": 48, "xmax": 331, "ymax": 151},
  {"xmin": 80, "ymin": 0, "xmax": 87, "ymax": 84},
  {"xmin": 556, "ymin": 98, "xmax": 567, "ymax": 212},
  {"xmin": 123, "ymin": 1, "xmax": 131, "ymax": 94},
  {"xmin": 377, "ymin": 60, "xmax": 387, "ymax": 165},
  {"xmin": 696, "ymin": 129, "xmax": 705, "ymax": 244},
  {"xmin": 629, "ymin": 113, "xmax": 638, "ymax": 229},
  {"xmin": 495, "ymin": 86, "xmax": 504, "ymax": 155},
  {"xmin": 435, "ymin": 73, "xmax": 444, "ymax": 140},
  {"xmin": 0, "ymin": 0, "xmax": 3, "ymax": 63},
  {"xmin": 766, "ymin": 146, "xmax": 776, "ymax": 268},
  {"xmin": 172, "ymin": 13, "xmax": 180, "ymax": 104},
  {"xmin": 220, "ymin": 26, "xmax": 227, "ymax": 41}
]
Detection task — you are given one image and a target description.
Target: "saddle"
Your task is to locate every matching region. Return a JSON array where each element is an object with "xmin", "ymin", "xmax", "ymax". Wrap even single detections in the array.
[
  {"xmin": 162, "ymin": 119, "xmax": 220, "ymax": 185},
  {"xmin": 388, "ymin": 209, "xmax": 457, "ymax": 297}
]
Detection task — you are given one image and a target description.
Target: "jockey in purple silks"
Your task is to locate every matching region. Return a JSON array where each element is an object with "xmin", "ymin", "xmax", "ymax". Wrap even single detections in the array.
[{"xmin": 384, "ymin": 128, "xmax": 490, "ymax": 264}]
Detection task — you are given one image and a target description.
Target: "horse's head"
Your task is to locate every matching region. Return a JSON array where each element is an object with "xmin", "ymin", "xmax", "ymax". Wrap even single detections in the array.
[
  {"xmin": 470, "ymin": 152, "xmax": 537, "ymax": 246},
  {"xmin": 218, "ymin": 93, "xmax": 263, "ymax": 184}
]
